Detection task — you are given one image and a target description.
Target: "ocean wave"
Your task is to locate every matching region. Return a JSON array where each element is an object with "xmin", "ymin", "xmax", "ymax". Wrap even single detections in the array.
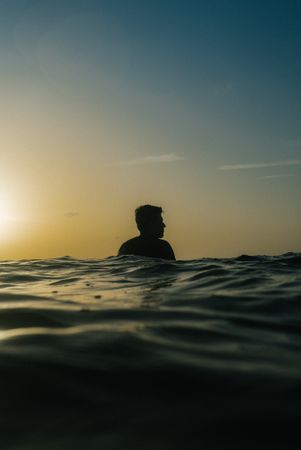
[{"xmin": 0, "ymin": 253, "xmax": 300, "ymax": 448}]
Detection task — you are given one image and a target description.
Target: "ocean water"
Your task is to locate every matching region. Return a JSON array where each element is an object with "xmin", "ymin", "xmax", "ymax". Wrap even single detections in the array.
[{"xmin": 0, "ymin": 253, "xmax": 300, "ymax": 450}]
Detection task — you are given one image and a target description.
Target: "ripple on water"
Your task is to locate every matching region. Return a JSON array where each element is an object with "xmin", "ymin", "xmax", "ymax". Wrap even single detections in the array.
[{"xmin": 0, "ymin": 254, "xmax": 300, "ymax": 448}]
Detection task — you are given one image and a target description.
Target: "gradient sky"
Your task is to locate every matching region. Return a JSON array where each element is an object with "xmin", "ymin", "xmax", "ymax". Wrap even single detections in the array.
[{"xmin": 0, "ymin": 0, "xmax": 300, "ymax": 259}]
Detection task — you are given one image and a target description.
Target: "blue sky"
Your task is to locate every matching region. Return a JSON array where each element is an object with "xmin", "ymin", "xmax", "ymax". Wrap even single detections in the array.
[
  {"xmin": 0, "ymin": 0, "xmax": 300, "ymax": 258},
  {"xmin": 2, "ymin": 0, "xmax": 300, "ymax": 148}
]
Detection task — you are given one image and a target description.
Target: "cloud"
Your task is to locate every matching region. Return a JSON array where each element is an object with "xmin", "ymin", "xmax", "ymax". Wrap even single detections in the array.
[
  {"xmin": 105, "ymin": 154, "xmax": 185, "ymax": 167},
  {"xmin": 261, "ymin": 174, "xmax": 296, "ymax": 179},
  {"xmin": 65, "ymin": 211, "xmax": 79, "ymax": 218},
  {"xmin": 218, "ymin": 159, "xmax": 301, "ymax": 170}
]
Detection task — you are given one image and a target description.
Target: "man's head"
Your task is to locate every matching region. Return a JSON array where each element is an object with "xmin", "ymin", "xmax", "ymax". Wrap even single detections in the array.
[{"xmin": 135, "ymin": 205, "xmax": 165, "ymax": 238}]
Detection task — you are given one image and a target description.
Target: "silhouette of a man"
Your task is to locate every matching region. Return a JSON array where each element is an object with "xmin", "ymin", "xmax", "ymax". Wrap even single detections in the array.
[{"xmin": 118, "ymin": 205, "xmax": 176, "ymax": 260}]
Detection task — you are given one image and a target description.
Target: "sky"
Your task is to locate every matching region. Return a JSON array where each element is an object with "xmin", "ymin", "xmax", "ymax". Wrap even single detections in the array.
[{"xmin": 0, "ymin": 0, "xmax": 300, "ymax": 259}]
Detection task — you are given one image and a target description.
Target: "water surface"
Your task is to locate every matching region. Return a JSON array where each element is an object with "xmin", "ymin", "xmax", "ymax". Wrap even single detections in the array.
[{"xmin": 0, "ymin": 253, "xmax": 300, "ymax": 449}]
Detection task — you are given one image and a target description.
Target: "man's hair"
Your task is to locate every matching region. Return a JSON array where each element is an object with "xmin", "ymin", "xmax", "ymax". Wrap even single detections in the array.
[{"xmin": 135, "ymin": 205, "xmax": 162, "ymax": 231}]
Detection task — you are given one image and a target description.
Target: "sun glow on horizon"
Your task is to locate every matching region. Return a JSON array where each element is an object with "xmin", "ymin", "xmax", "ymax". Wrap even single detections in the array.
[{"xmin": 0, "ymin": 193, "xmax": 22, "ymax": 242}]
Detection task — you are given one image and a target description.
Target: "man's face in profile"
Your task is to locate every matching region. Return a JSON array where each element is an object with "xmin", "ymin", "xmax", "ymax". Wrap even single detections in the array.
[{"xmin": 150, "ymin": 214, "xmax": 165, "ymax": 238}]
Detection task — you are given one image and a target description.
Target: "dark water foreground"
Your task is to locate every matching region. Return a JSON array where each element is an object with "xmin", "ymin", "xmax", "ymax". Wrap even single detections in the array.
[{"xmin": 0, "ymin": 253, "xmax": 300, "ymax": 450}]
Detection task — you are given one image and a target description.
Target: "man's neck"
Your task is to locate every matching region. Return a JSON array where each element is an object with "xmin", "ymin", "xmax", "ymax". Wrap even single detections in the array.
[{"xmin": 140, "ymin": 233, "xmax": 157, "ymax": 239}]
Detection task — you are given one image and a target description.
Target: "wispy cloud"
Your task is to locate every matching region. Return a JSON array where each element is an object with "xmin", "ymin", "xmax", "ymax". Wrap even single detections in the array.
[
  {"xmin": 105, "ymin": 154, "xmax": 185, "ymax": 167},
  {"xmin": 218, "ymin": 159, "xmax": 301, "ymax": 170},
  {"xmin": 261, "ymin": 174, "xmax": 296, "ymax": 179},
  {"xmin": 65, "ymin": 211, "xmax": 79, "ymax": 218}
]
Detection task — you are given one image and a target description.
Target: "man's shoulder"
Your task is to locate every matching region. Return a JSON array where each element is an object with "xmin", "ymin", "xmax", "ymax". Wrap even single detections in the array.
[
  {"xmin": 158, "ymin": 239, "xmax": 173, "ymax": 249},
  {"xmin": 121, "ymin": 236, "xmax": 141, "ymax": 247},
  {"xmin": 158, "ymin": 239, "xmax": 176, "ymax": 259},
  {"xmin": 118, "ymin": 236, "xmax": 141, "ymax": 254},
  {"xmin": 159, "ymin": 238, "xmax": 171, "ymax": 246},
  {"xmin": 118, "ymin": 236, "xmax": 175, "ymax": 260}
]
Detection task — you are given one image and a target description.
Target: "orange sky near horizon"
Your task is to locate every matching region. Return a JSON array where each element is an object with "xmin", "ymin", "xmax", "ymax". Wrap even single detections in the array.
[{"xmin": 1, "ymin": 1, "xmax": 300, "ymax": 260}]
